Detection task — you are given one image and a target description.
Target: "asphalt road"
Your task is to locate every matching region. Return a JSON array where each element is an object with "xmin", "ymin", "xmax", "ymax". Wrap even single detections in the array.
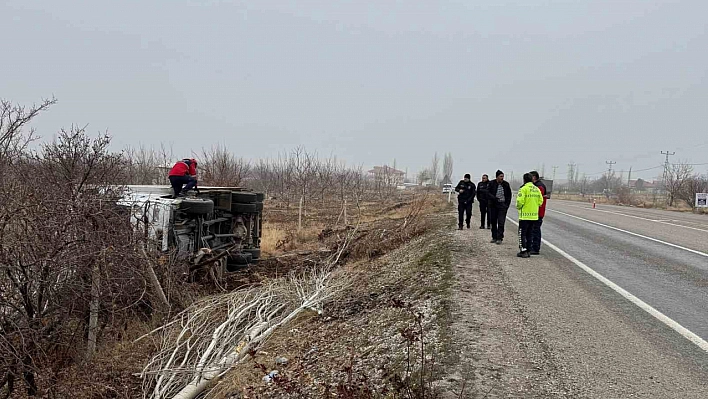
[
  {"xmin": 458, "ymin": 199, "xmax": 706, "ymax": 397},
  {"xmin": 506, "ymin": 199, "xmax": 708, "ymax": 355},
  {"xmin": 532, "ymin": 201, "xmax": 708, "ymax": 339}
]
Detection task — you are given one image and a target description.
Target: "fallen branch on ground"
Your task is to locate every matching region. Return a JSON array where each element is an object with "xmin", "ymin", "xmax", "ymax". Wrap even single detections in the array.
[{"xmin": 138, "ymin": 226, "xmax": 356, "ymax": 399}]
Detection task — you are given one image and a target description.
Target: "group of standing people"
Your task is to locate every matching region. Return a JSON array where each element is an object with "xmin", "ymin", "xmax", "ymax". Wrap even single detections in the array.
[{"xmin": 454, "ymin": 170, "xmax": 548, "ymax": 258}]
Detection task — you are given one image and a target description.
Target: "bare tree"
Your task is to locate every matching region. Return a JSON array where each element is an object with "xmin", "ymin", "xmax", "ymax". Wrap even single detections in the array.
[
  {"xmin": 292, "ymin": 146, "xmax": 316, "ymax": 205},
  {"xmin": 442, "ymin": 153, "xmax": 453, "ymax": 183},
  {"xmin": 678, "ymin": 173, "xmax": 708, "ymax": 209},
  {"xmin": 200, "ymin": 144, "xmax": 252, "ymax": 187},
  {"xmin": 124, "ymin": 144, "xmax": 174, "ymax": 185},
  {"xmin": 429, "ymin": 152, "xmax": 440, "ymax": 186},
  {"xmin": 665, "ymin": 161, "xmax": 693, "ymax": 206},
  {"xmin": 0, "ymin": 121, "xmax": 174, "ymax": 396},
  {"xmin": 579, "ymin": 173, "xmax": 589, "ymax": 196},
  {"xmin": 0, "ymin": 97, "xmax": 56, "ymax": 168},
  {"xmin": 316, "ymin": 155, "xmax": 337, "ymax": 204}
]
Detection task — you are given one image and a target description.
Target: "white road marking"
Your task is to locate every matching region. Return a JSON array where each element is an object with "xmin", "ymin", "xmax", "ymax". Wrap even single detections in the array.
[
  {"xmin": 554, "ymin": 203, "xmax": 708, "ymax": 232},
  {"xmin": 506, "ymin": 217, "xmax": 708, "ymax": 353},
  {"xmin": 548, "ymin": 210, "xmax": 708, "ymax": 258}
]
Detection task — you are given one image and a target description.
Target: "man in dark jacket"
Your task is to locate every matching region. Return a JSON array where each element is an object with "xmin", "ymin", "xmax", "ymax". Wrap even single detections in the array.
[
  {"xmin": 486, "ymin": 170, "xmax": 512, "ymax": 244},
  {"xmin": 476, "ymin": 174, "xmax": 492, "ymax": 229},
  {"xmin": 529, "ymin": 170, "xmax": 549, "ymax": 255},
  {"xmin": 455, "ymin": 173, "xmax": 476, "ymax": 230}
]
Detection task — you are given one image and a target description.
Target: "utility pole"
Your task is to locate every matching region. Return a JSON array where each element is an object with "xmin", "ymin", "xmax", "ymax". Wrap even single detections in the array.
[
  {"xmin": 627, "ymin": 166, "xmax": 632, "ymax": 187},
  {"xmin": 552, "ymin": 165, "xmax": 558, "ymax": 181},
  {"xmin": 606, "ymin": 160, "xmax": 616, "ymax": 174},
  {"xmin": 567, "ymin": 162, "xmax": 576, "ymax": 187},
  {"xmin": 605, "ymin": 160, "xmax": 616, "ymax": 192},
  {"xmin": 660, "ymin": 150, "xmax": 675, "ymax": 190}
]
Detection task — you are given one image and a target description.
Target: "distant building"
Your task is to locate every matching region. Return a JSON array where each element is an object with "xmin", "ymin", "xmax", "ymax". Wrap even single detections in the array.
[
  {"xmin": 367, "ymin": 165, "xmax": 406, "ymax": 186},
  {"xmin": 629, "ymin": 179, "xmax": 661, "ymax": 192}
]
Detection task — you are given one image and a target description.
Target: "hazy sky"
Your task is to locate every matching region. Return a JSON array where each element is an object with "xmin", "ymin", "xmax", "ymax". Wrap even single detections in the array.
[{"xmin": 2, "ymin": 0, "xmax": 707, "ymax": 181}]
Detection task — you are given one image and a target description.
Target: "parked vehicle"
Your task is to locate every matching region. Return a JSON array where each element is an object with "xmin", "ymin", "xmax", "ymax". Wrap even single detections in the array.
[
  {"xmin": 117, "ymin": 185, "xmax": 264, "ymax": 272},
  {"xmin": 541, "ymin": 179, "xmax": 554, "ymax": 198}
]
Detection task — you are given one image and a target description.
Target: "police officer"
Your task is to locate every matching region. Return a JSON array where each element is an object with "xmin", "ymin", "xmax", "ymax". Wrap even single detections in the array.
[
  {"xmin": 455, "ymin": 173, "xmax": 476, "ymax": 230},
  {"xmin": 516, "ymin": 173, "xmax": 544, "ymax": 258},
  {"xmin": 476, "ymin": 174, "xmax": 492, "ymax": 229}
]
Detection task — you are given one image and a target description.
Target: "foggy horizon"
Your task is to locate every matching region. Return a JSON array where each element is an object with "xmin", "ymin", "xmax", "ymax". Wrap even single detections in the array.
[{"xmin": 2, "ymin": 0, "xmax": 707, "ymax": 181}]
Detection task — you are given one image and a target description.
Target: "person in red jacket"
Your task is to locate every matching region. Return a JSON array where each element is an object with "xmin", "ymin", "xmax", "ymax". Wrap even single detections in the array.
[
  {"xmin": 168, "ymin": 158, "xmax": 198, "ymax": 198},
  {"xmin": 529, "ymin": 170, "xmax": 548, "ymax": 255}
]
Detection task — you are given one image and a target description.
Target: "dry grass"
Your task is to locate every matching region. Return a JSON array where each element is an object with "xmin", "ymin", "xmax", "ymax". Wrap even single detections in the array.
[
  {"xmin": 39, "ymin": 319, "xmax": 158, "ymax": 399},
  {"xmin": 260, "ymin": 223, "xmax": 288, "ymax": 255},
  {"xmin": 260, "ymin": 222, "xmax": 327, "ymax": 256}
]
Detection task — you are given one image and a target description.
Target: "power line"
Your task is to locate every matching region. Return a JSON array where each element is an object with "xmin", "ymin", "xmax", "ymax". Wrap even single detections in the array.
[{"xmin": 634, "ymin": 165, "xmax": 664, "ymax": 172}]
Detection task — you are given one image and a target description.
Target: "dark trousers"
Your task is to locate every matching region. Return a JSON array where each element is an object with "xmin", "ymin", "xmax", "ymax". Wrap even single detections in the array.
[
  {"xmin": 458, "ymin": 201, "xmax": 473, "ymax": 227},
  {"xmin": 478, "ymin": 201, "xmax": 491, "ymax": 227},
  {"xmin": 518, "ymin": 220, "xmax": 535, "ymax": 252},
  {"xmin": 169, "ymin": 175, "xmax": 197, "ymax": 197},
  {"xmin": 531, "ymin": 217, "xmax": 543, "ymax": 252},
  {"xmin": 489, "ymin": 206, "xmax": 508, "ymax": 240}
]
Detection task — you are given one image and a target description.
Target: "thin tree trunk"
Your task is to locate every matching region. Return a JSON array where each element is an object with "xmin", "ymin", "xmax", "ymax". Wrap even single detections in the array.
[
  {"xmin": 86, "ymin": 261, "xmax": 100, "ymax": 361},
  {"xmin": 146, "ymin": 262, "xmax": 170, "ymax": 311}
]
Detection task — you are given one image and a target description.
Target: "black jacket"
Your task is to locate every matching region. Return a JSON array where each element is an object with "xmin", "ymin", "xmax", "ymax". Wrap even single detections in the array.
[
  {"xmin": 455, "ymin": 180, "xmax": 476, "ymax": 204},
  {"xmin": 486, "ymin": 180, "xmax": 512, "ymax": 208},
  {"xmin": 476, "ymin": 181, "xmax": 490, "ymax": 202}
]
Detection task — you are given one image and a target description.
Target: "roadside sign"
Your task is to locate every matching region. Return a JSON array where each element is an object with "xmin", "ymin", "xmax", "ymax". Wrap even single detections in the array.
[{"xmin": 697, "ymin": 193, "xmax": 708, "ymax": 208}]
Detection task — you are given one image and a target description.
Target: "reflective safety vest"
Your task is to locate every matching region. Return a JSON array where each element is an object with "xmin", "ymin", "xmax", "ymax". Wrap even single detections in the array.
[{"xmin": 516, "ymin": 182, "xmax": 543, "ymax": 221}]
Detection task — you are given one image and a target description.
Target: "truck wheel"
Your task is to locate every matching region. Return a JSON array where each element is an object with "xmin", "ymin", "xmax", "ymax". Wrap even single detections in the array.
[
  {"xmin": 232, "ymin": 192, "xmax": 257, "ymax": 204},
  {"xmin": 226, "ymin": 253, "xmax": 252, "ymax": 271},
  {"xmin": 179, "ymin": 198, "xmax": 214, "ymax": 215},
  {"xmin": 232, "ymin": 203, "xmax": 257, "ymax": 213},
  {"xmin": 243, "ymin": 248, "xmax": 261, "ymax": 259}
]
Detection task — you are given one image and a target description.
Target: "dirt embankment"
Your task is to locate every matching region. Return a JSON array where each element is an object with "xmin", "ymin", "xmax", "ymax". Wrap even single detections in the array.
[{"xmin": 208, "ymin": 212, "xmax": 457, "ymax": 398}]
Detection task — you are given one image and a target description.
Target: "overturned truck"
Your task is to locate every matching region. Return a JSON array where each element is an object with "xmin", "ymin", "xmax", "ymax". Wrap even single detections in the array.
[{"xmin": 118, "ymin": 185, "xmax": 264, "ymax": 274}]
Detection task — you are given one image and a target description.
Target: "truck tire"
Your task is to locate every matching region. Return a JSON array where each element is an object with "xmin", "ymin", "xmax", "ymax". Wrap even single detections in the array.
[
  {"xmin": 243, "ymin": 248, "xmax": 261, "ymax": 259},
  {"xmin": 232, "ymin": 203, "xmax": 257, "ymax": 213},
  {"xmin": 178, "ymin": 198, "xmax": 214, "ymax": 215},
  {"xmin": 232, "ymin": 192, "xmax": 257, "ymax": 204},
  {"xmin": 226, "ymin": 252, "xmax": 252, "ymax": 271},
  {"xmin": 255, "ymin": 193, "xmax": 265, "ymax": 202}
]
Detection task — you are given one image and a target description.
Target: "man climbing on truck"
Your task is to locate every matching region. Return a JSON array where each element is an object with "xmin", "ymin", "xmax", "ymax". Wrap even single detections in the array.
[{"xmin": 168, "ymin": 158, "xmax": 198, "ymax": 198}]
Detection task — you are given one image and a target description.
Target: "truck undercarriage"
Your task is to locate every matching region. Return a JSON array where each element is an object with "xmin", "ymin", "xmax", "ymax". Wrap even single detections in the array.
[{"xmin": 118, "ymin": 185, "xmax": 264, "ymax": 274}]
